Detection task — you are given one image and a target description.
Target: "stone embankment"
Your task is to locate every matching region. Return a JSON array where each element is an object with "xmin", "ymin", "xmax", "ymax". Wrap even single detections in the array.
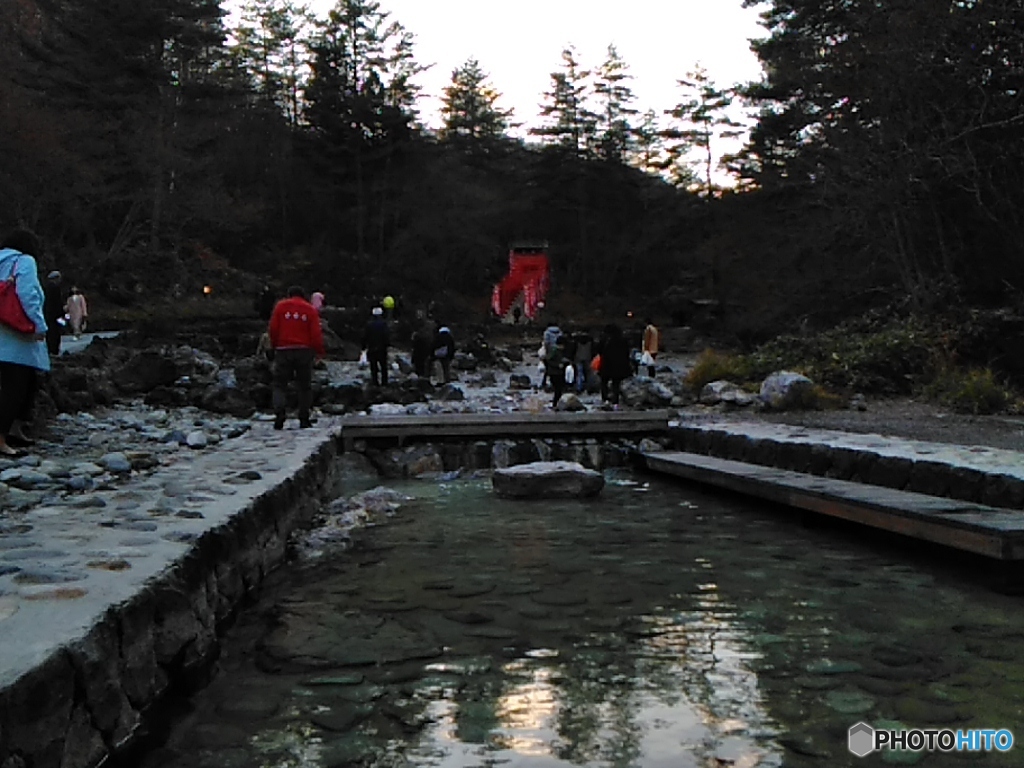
[
  {"xmin": 0, "ymin": 414, "xmax": 343, "ymax": 768},
  {"xmin": 668, "ymin": 418, "xmax": 1024, "ymax": 510}
]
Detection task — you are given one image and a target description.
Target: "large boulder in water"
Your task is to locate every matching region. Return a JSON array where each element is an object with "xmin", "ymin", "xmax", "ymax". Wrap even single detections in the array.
[{"xmin": 492, "ymin": 461, "xmax": 604, "ymax": 499}]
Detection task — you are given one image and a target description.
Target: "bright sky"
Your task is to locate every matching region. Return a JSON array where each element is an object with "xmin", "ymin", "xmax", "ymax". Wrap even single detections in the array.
[{"xmin": 307, "ymin": 0, "xmax": 767, "ymax": 137}]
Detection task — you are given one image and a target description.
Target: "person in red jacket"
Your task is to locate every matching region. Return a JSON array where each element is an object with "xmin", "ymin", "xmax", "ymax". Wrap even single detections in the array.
[{"xmin": 267, "ymin": 285, "xmax": 324, "ymax": 429}]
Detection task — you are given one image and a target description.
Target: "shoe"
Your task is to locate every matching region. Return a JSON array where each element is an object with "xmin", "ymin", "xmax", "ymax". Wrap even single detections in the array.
[
  {"xmin": 0, "ymin": 444, "xmax": 24, "ymax": 458},
  {"xmin": 273, "ymin": 416, "xmax": 285, "ymax": 430},
  {"xmin": 299, "ymin": 419, "xmax": 313, "ymax": 429}
]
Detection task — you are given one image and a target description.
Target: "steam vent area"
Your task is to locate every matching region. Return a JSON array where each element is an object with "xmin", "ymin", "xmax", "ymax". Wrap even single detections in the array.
[{"xmin": 2, "ymin": 410, "xmax": 1024, "ymax": 767}]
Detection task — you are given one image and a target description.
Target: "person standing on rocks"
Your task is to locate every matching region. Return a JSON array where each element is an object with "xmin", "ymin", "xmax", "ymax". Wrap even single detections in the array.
[
  {"xmin": 411, "ymin": 310, "xmax": 434, "ymax": 378},
  {"xmin": 542, "ymin": 328, "xmax": 569, "ymax": 408},
  {"xmin": 65, "ymin": 286, "xmax": 88, "ymax": 338},
  {"xmin": 597, "ymin": 323, "xmax": 631, "ymax": 407},
  {"xmin": 642, "ymin": 318, "xmax": 659, "ymax": 377},
  {"xmin": 362, "ymin": 306, "xmax": 390, "ymax": 387},
  {"xmin": 268, "ymin": 285, "xmax": 324, "ymax": 429},
  {"xmin": 0, "ymin": 229, "xmax": 49, "ymax": 456},
  {"xmin": 432, "ymin": 325, "xmax": 456, "ymax": 384},
  {"xmin": 42, "ymin": 270, "xmax": 64, "ymax": 356}
]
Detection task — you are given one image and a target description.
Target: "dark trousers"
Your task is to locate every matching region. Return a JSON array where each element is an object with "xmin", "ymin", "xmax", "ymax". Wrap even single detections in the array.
[
  {"xmin": 601, "ymin": 376, "xmax": 623, "ymax": 405},
  {"xmin": 46, "ymin": 325, "xmax": 61, "ymax": 356},
  {"xmin": 550, "ymin": 372, "xmax": 565, "ymax": 407},
  {"xmin": 369, "ymin": 349, "xmax": 388, "ymax": 386},
  {"xmin": 0, "ymin": 362, "xmax": 37, "ymax": 434},
  {"xmin": 272, "ymin": 348, "xmax": 313, "ymax": 421}
]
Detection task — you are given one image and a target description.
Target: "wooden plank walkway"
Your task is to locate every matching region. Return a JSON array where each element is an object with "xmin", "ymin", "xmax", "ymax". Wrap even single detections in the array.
[
  {"xmin": 642, "ymin": 451, "xmax": 1024, "ymax": 561},
  {"xmin": 340, "ymin": 409, "xmax": 671, "ymax": 445}
]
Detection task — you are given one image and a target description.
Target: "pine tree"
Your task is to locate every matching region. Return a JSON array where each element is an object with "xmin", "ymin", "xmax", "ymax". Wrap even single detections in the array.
[
  {"xmin": 231, "ymin": 0, "xmax": 314, "ymax": 125},
  {"xmin": 592, "ymin": 44, "xmax": 638, "ymax": 163},
  {"xmin": 440, "ymin": 58, "xmax": 514, "ymax": 142},
  {"xmin": 532, "ymin": 47, "xmax": 596, "ymax": 158},
  {"xmin": 663, "ymin": 66, "xmax": 742, "ymax": 196},
  {"xmin": 304, "ymin": 0, "xmax": 422, "ymax": 261}
]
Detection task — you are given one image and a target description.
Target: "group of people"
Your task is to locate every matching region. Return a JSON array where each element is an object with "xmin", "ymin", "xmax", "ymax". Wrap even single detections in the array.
[
  {"xmin": 539, "ymin": 318, "xmax": 659, "ymax": 409},
  {"xmin": 263, "ymin": 286, "xmax": 459, "ymax": 428},
  {"xmin": 0, "ymin": 229, "xmax": 88, "ymax": 457}
]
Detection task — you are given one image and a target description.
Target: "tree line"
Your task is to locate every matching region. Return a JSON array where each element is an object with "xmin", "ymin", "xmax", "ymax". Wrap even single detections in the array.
[{"xmin": 1, "ymin": 0, "xmax": 1020, "ymax": 335}]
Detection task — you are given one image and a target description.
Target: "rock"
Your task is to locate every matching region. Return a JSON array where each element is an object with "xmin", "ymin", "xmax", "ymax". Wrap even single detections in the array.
[
  {"xmin": 555, "ymin": 393, "xmax": 586, "ymax": 412},
  {"xmin": 185, "ymin": 431, "xmax": 208, "ymax": 449},
  {"xmin": 492, "ymin": 461, "xmax": 605, "ymax": 499},
  {"xmin": 436, "ymin": 384, "xmax": 465, "ymax": 402},
  {"xmin": 621, "ymin": 378, "xmax": 673, "ymax": 408},
  {"xmin": 760, "ymin": 370, "xmax": 815, "ymax": 410},
  {"xmin": 509, "ymin": 374, "xmax": 532, "ymax": 390},
  {"xmin": 700, "ymin": 380, "xmax": 744, "ymax": 405},
  {"xmin": 99, "ymin": 453, "xmax": 132, "ymax": 474}
]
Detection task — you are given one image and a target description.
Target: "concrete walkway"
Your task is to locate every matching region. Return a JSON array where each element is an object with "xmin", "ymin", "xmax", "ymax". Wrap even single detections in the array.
[
  {"xmin": 0, "ymin": 418, "xmax": 340, "ymax": 768},
  {"xmin": 668, "ymin": 418, "xmax": 1024, "ymax": 508}
]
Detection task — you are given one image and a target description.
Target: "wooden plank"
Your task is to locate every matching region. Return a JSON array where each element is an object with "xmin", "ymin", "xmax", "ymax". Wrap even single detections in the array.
[
  {"xmin": 341, "ymin": 410, "xmax": 670, "ymax": 440},
  {"xmin": 642, "ymin": 451, "xmax": 1024, "ymax": 561}
]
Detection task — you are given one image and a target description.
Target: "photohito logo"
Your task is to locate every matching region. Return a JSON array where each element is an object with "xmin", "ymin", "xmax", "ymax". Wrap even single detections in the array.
[{"xmin": 848, "ymin": 722, "xmax": 1014, "ymax": 756}]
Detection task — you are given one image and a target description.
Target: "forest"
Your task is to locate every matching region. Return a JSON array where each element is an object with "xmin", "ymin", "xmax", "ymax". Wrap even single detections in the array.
[{"xmin": 0, "ymin": 0, "xmax": 1021, "ymax": 338}]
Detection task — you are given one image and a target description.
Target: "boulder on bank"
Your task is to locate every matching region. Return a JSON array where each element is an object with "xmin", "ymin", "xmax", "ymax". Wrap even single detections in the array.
[
  {"xmin": 492, "ymin": 461, "xmax": 604, "ymax": 499},
  {"xmin": 760, "ymin": 370, "xmax": 815, "ymax": 410}
]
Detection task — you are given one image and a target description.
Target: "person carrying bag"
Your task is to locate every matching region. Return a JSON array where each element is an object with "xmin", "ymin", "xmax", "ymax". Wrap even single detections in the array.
[{"xmin": 0, "ymin": 229, "xmax": 50, "ymax": 457}]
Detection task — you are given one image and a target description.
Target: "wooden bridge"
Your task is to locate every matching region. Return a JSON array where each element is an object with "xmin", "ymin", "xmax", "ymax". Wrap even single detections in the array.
[{"xmin": 339, "ymin": 409, "xmax": 671, "ymax": 449}]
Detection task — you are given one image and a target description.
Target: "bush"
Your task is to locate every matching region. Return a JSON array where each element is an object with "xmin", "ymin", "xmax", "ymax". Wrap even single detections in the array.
[
  {"xmin": 685, "ymin": 349, "xmax": 752, "ymax": 391},
  {"xmin": 924, "ymin": 367, "xmax": 1010, "ymax": 415}
]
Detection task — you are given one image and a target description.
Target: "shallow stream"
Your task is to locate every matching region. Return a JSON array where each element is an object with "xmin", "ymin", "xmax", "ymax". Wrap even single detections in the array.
[{"xmin": 138, "ymin": 471, "xmax": 1024, "ymax": 768}]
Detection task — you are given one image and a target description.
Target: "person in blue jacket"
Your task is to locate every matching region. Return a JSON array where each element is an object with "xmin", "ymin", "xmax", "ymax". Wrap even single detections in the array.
[{"xmin": 0, "ymin": 230, "xmax": 49, "ymax": 456}]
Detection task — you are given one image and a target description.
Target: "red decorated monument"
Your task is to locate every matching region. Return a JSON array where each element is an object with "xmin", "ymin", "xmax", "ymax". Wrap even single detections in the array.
[{"xmin": 491, "ymin": 243, "xmax": 550, "ymax": 321}]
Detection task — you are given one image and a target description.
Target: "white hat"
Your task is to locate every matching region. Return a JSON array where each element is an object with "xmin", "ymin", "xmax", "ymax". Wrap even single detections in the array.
[
  {"xmin": 48, "ymin": 270, "xmax": 61, "ymax": 280},
  {"xmin": 372, "ymin": 306, "xmax": 383, "ymax": 316}
]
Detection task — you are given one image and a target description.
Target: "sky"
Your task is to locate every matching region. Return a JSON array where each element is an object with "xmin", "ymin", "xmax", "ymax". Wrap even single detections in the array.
[{"xmin": 305, "ymin": 0, "xmax": 768, "ymax": 139}]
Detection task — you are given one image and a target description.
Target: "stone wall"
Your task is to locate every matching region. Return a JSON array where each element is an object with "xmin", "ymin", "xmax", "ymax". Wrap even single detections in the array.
[
  {"xmin": 0, "ymin": 438, "xmax": 344, "ymax": 768},
  {"xmin": 669, "ymin": 424, "xmax": 1024, "ymax": 510},
  {"xmin": 350, "ymin": 437, "xmax": 640, "ymax": 478}
]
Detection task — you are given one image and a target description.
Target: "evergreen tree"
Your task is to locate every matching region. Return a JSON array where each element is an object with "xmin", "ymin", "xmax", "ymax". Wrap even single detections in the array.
[
  {"xmin": 741, "ymin": 0, "xmax": 1024, "ymax": 304},
  {"xmin": 440, "ymin": 58, "xmax": 514, "ymax": 142},
  {"xmin": 303, "ymin": 0, "xmax": 421, "ymax": 262},
  {"xmin": 664, "ymin": 66, "xmax": 742, "ymax": 196},
  {"xmin": 533, "ymin": 46, "xmax": 596, "ymax": 158},
  {"xmin": 592, "ymin": 44, "xmax": 638, "ymax": 163},
  {"xmin": 231, "ymin": 0, "xmax": 314, "ymax": 124}
]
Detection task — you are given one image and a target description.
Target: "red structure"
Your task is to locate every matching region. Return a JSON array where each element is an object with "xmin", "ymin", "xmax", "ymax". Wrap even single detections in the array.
[{"xmin": 491, "ymin": 244, "xmax": 550, "ymax": 320}]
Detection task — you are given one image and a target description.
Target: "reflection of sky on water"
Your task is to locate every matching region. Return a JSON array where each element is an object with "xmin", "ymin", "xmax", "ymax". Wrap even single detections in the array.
[{"xmin": 405, "ymin": 575, "xmax": 779, "ymax": 768}]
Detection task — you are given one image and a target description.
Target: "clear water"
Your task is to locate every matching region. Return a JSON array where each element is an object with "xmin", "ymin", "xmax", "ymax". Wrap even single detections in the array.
[{"xmin": 138, "ymin": 472, "xmax": 1024, "ymax": 768}]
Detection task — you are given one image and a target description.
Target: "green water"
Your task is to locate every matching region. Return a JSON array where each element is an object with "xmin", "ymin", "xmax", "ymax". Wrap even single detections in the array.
[{"xmin": 139, "ymin": 472, "xmax": 1024, "ymax": 768}]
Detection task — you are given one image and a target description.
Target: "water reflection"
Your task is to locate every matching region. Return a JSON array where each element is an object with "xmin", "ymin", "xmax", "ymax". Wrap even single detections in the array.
[{"xmin": 136, "ymin": 472, "xmax": 1024, "ymax": 768}]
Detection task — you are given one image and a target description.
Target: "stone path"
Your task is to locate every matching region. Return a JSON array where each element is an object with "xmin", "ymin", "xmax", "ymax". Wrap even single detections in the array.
[{"xmin": 0, "ymin": 408, "xmax": 338, "ymax": 690}]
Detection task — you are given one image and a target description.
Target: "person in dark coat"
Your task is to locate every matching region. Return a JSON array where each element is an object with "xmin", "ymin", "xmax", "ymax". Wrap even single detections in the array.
[
  {"xmin": 411, "ymin": 311, "xmax": 434, "ymax": 377},
  {"xmin": 542, "ymin": 329, "xmax": 570, "ymax": 408},
  {"xmin": 42, "ymin": 271, "xmax": 64, "ymax": 356},
  {"xmin": 255, "ymin": 285, "xmax": 276, "ymax": 321},
  {"xmin": 597, "ymin": 324, "xmax": 632, "ymax": 406},
  {"xmin": 362, "ymin": 306, "xmax": 390, "ymax": 386}
]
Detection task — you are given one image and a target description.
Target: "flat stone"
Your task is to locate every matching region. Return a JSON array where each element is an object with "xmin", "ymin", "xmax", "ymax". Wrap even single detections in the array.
[{"xmin": 492, "ymin": 461, "xmax": 605, "ymax": 499}]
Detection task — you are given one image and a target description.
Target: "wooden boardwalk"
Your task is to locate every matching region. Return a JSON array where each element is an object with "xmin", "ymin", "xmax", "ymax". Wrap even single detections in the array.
[
  {"xmin": 641, "ymin": 451, "xmax": 1024, "ymax": 561},
  {"xmin": 340, "ymin": 409, "xmax": 671, "ymax": 447}
]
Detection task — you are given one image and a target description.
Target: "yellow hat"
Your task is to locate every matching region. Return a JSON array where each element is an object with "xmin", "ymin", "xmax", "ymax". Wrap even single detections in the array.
[{"xmin": 382, "ymin": 295, "xmax": 395, "ymax": 309}]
